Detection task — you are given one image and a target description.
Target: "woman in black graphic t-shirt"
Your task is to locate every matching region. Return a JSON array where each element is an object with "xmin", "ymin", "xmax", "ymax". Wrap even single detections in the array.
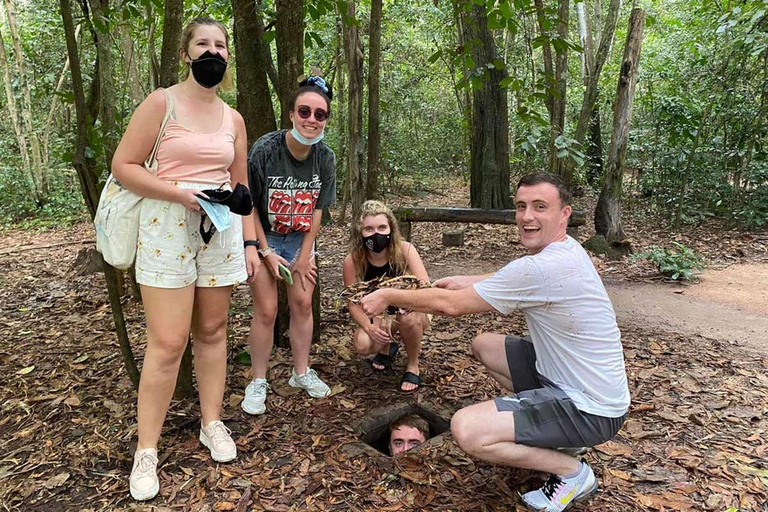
[
  {"xmin": 342, "ymin": 200, "xmax": 430, "ymax": 392},
  {"xmin": 242, "ymin": 77, "xmax": 336, "ymax": 415}
]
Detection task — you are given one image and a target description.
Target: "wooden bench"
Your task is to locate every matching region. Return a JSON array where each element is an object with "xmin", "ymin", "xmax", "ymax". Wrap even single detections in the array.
[{"xmin": 393, "ymin": 207, "xmax": 587, "ymax": 242}]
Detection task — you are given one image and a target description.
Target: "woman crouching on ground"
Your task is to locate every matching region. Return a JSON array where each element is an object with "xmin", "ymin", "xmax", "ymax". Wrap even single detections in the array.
[
  {"xmin": 111, "ymin": 17, "xmax": 259, "ymax": 501},
  {"xmin": 342, "ymin": 200, "xmax": 430, "ymax": 392}
]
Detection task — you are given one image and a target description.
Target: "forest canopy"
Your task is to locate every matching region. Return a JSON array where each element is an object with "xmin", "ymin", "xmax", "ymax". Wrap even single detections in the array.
[{"xmin": 0, "ymin": 0, "xmax": 766, "ymax": 229}]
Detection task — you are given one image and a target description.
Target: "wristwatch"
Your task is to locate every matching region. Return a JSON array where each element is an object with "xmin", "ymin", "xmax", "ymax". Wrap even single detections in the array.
[
  {"xmin": 243, "ymin": 240, "xmax": 260, "ymax": 249},
  {"xmin": 258, "ymin": 247, "xmax": 274, "ymax": 259}
]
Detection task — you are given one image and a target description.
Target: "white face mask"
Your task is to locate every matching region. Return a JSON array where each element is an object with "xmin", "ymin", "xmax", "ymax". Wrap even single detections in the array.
[{"xmin": 290, "ymin": 123, "xmax": 325, "ymax": 146}]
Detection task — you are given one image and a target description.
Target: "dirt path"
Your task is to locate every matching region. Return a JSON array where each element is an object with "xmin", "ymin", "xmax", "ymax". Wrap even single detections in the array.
[
  {"xmin": 606, "ymin": 263, "xmax": 768, "ymax": 355},
  {"xmin": 425, "ymin": 258, "xmax": 768, "ymax": 354}
]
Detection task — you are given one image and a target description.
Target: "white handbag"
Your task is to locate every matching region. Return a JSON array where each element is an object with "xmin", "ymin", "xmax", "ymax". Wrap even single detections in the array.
[{"xmin": 94, "ymin": 89, "xmax": 174, "ymax": 269}]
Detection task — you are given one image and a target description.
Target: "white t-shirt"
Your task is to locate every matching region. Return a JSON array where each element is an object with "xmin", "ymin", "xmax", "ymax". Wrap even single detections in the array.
[{"xmin": 474, "ymin": 236, "xmax": 630, "ymax": 418}]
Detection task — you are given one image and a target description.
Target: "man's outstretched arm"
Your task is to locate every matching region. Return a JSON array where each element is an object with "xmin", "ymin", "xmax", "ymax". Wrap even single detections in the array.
[{"xmin": 360, "ymin": 285, "xmax": 493, "ymax": 318}]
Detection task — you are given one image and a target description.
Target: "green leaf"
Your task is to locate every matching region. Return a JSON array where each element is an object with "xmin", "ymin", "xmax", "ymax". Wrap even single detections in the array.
[
  {"xmin": 499, "ymin": 76, "xmax": 515, "ymax": 88},
  {"xmin": 234, "ymin": 350, "xmax": 251, "ymax": 365},
  {"xmin": 427, "ymin": 50, "xmax": 442, "ymax": 64}
]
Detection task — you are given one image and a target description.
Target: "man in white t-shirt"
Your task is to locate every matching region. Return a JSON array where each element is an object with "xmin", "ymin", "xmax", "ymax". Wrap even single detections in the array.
[{"xmin": 361, "ymin": 173, "xmax": 630, "ymax": 512}]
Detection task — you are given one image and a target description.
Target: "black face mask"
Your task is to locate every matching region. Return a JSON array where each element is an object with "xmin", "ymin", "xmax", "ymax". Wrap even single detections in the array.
[
  {"xmin": 362, "ymin": 232, "xmax": 391, "ymax": 253},
  {"xmin": 200, "ymin": 183, "xmax": 253, "ymax": 216},
  {"xmin": 190, "ymin": 51, "xmax": 227, "ymax": 88}
]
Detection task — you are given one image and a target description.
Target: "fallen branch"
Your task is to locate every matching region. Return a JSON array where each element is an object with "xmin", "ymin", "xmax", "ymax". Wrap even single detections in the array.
[
  {"xmin": 339, "ymin": 274, "xmax": 431, "ymax": 304},
  {"xmin": 0, "ymin": 239, "xmax": 94, "ymax": 256}
]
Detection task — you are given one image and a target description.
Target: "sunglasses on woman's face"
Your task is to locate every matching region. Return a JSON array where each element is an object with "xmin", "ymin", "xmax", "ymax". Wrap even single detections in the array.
[{"xmin": 296, "ymin": 105, "xmax": 328, "ymax": 122}]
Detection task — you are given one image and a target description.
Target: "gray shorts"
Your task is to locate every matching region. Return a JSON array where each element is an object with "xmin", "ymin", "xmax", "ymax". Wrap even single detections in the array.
[{"xmin": 494, "ymin": 336, "xmax": 626, "ymax": 448}]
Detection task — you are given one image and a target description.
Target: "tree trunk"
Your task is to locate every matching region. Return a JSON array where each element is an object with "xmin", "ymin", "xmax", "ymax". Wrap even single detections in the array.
[
  {"xmin": 3, "ymin": 0, "xmax": 48, "ymax": 205},
  {"xmin": 452, "ymin": 0, "xmax": 472, "ymax": 175},
  {"xmin": 532, "ymin": 0, "xmax": 555, "ymax": 116},
  {"xmin": 255, "ymin": 1, "xmax": 279, "ymax": 94},
  {"xmin": 365, "ymin": 0, "xmax": 382, "ymax": 199},
  {"xmin": 158, "ymin": 0, "xmax": 182, "ymax": 88},
  {"xmin": 586, "ymin": 104, "xmax": 603, "ymax": 185},
  {"xmin": 118, "ymin": 22, "xmax": 144, "ymax": 106},
  {"xmin": 549, "ymin": 0, "xmax": 569, "ymax": 180},
  {"xmin": 0, "ymin": 23, "xmax": 32, "ymax": 192},
  {"xmin": 569, "ymin": 0, "xmax": 621, "ymax": 182},
  {"xmin": 595, "ymin": 7, "xmax": 645, "ymax": 243},
  {"xmin": 464, "ymin": 4, "xmax": 511, "ymax": 210},
  {"xmin": 275, "ymin": 0, "xmax": 304, "ymax": 129},
  {"xmin": 233, "ymin": 0, "xmax": 277, "ymax": 145},
  {"xmin": 146, "ymin": 5, "xmax": 159, "ymax": 90},
  {"xmin": 335, "ymin": 15, "xmax": 350, "ymax": 223},
  {"xmin": 89, "ymin": 0, "xmax": 118, "ymax": 172},
  {"xmin": 344, "ymin": 0, "xmax": 365, "ymax": 221},
  {"xmin": 43, "ymin": 24, "xmax": 82, "ymax": 168},
  {"xmin": 59, "ymin": 0, "xmax": 139, "ymax": 389}
]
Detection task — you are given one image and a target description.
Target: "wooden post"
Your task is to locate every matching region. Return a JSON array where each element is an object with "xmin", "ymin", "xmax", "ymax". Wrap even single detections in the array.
[{"xmin": 442, "ymin": 229, "xmax": 465, "ymax": 246}]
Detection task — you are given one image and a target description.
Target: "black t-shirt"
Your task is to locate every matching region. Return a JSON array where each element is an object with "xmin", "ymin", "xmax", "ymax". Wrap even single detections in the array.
[
  {"xmin": 363, "ymin": 261, "xmax": 399, "ymax": 281},
  {"xmin": 248, "ymin": 130, "xmax": 336, "ymax": 234}
]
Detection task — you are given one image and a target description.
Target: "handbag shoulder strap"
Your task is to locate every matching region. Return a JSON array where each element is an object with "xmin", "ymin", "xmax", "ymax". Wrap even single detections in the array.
[{"xmin": 144, "ymin": 88, "xmax": 175, "ymax": 172}]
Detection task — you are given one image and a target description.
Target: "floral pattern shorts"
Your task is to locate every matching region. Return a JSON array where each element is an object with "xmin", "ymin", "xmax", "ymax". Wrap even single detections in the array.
[{"xmin": 135, "ymin": 182, "xmax": 248, "ymax": 289}]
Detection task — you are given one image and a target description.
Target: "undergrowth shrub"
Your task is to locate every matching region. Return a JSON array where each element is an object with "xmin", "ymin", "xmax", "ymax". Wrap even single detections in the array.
[{"xmin": 633, "ymin": 242, "xmax": 704, "ymax": 281}]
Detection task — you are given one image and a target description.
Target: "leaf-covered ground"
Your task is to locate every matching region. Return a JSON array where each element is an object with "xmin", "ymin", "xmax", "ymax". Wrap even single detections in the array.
[{"xmin": 1, "ymin": 184, "xmax": 767, "ymax": 511}]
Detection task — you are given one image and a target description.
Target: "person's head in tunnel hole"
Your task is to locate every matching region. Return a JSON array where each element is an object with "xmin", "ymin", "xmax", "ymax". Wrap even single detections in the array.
[{"xmin": 388, "ymin": 414, "xmax": 429, "ymax": 455}]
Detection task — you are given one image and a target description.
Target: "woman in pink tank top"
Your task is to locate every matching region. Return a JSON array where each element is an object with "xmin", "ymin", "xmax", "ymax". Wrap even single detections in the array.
[{"xmin": 111, "ymin": 17, "xmax": 260, "ymax": 501}]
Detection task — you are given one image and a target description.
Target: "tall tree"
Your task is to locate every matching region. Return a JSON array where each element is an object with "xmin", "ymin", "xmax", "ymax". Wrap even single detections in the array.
[
  {"xmin": 3, "ymin": 0, "xmax": 48, "ymax": 204},
  {"xmin": 0, "ymin": 23, "xmax": 31, "ymax": 192},
  {"xmin": 89, "ymin": 0, "xmax": 118, "ymax": 170},
  {"xmin": 464, "ymin": 3, "xmax": 511, "ymax": 209},
  {"xmin": 365, "ymin": 0, "xmax": 382, "ymax": 199},
  {"xmin": 146, "ymin": 5, "xmax": 159, "ymax": 90},
  {"xmin": 233, "ymin": 0, "xmax": 277, "ymax": 145},
  {"xmin": 343, "ymin": 0, "xmax": 365, "ymax": 220},
  {"xmin": 58, "ymin": 0, "xmax": 139, "ymax": 388},
  {"xmin": 118, "ymin": 22, "xmax": 144, "ymax": 107},
  {"xmin": 534, "ymin": 0, "xmax": 570, "ymax": 181},
  {"xmin": 42, "ymin": 24, "xmax": 82, "ymax": 167},
  {"xmin": 158, "ymin": 0, "xmax": 182, "ymax": 88},
  {"xmin": 275, "ymin": 0, "xmax": 304, "ymax": 128},
  {"xmin": 334, "ymin": 14, "xmax": 350, "ymax": 223},
  {"xmin": 569, "ymin": 0, "xmax": 621, "ymax": 184},
  {"xmin": 595, "ymin": 7, "xmax": 646, "ymax": 244}
]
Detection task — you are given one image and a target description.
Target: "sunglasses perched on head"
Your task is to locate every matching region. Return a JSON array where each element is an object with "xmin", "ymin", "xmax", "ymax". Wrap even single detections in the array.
[{"xmin": 296, "ymin": 105, "xmax": 328, "ymax": 122}]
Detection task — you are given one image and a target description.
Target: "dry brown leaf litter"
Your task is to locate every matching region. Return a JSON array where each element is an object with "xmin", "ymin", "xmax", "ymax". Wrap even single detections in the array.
[{"xmin": 1, "ymin": 184, "xmax": 766, "ymax": 511}]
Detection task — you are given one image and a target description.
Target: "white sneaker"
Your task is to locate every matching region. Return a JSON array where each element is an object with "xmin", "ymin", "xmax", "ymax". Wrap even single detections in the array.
[
  {"xmin": 288, "ymin": 367, "xmax": 330, "ymax": 398},
  {"xmin": 129, "ymin": 448, "xmax": 159, "ymax": 501},
  {"xmin": 199, "ymin": 420, "xmax": 237, "ymax": 463},
  {"xmin": 242, "ymin": 378, "xmax": 268, "ymax": 415},
  {"xmin": 520, "ymin": 461, "xmax": 598, "ymax": 511}
]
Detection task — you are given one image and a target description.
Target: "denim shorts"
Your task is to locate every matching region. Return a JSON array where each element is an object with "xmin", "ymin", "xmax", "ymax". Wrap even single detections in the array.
[{"xmin": 266, "ymin": 231, "xmax": 313, "ymax": 263}]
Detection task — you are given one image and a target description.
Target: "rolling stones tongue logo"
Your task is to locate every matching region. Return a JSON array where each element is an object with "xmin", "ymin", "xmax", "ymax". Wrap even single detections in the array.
[
  {"xmin": 294, "ymin": 190, "xmax": 318, "ymax": 214},
  {"xmin": 269, "ymin": 191, "xmax": 292, "ymax": 214},
  {"xmin": 274, "ymin": 215, "xmax": 292, "ymax": 234},
  {"xmin": 292, "ymin": 215, "xmax": 312, "ymax": 232},
  {"xmin": 268, "ymin": 187, "xmax": 320, "ymax": 233}
]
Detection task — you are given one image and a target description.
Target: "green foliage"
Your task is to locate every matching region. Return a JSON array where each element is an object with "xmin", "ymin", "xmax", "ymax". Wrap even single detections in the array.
[
  {"xmin": 633, "ymin": 242, "xmax": 704, "ymax": 281},
  {"xmin": 0, "ymin": 162, "xmax": 86, "ymax": 231}
]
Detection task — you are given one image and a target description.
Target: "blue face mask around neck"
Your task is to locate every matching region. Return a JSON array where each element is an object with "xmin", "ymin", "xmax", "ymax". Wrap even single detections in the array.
[{"xmin": 290, "ymin": 124, "xmax": 325, "ymax": 146}]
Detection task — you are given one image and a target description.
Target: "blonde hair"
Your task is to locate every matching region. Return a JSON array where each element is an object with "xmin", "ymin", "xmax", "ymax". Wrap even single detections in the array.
[
  {"xmin": 349, "ymin": 200, "xmax": 408, "ymax": 281},
  {"xmin": 179, "ymin": 17, "xmax": 233, "ymax": 91}
]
